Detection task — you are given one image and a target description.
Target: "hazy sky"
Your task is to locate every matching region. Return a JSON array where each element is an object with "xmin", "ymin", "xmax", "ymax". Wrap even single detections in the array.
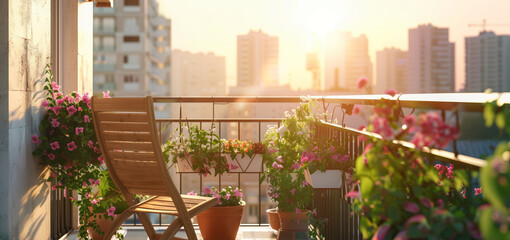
[{"xmin": 156, "ymin": 0, "xmax": 510, "ymax": 91}]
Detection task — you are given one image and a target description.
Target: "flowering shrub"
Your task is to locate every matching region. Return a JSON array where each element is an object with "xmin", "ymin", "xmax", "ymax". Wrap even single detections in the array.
[
  {"xmin": 479, "ymin": 100, "xmax": 510, "ymax": 239},
  {"xmin": 32, "ymin": 65, "xmax": 124, "ymax": 239},
  {"xmin": 162, "ymin": 124, "xmax": 266, "ymax": 176},
  {"xmin": 349, "ymin": 84, "xmax": 482, "ymax": 239},
  {"xmin": 188, "ymin": 186, "xmax": 245, "ymax": 207},
  {"xmin": 303, "ymin": 140, "xmax": 351, "ymax": 174}
]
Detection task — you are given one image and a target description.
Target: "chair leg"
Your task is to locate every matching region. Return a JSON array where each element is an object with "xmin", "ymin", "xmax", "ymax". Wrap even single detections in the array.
[
  {"xmin": 180, "ymin": 216, "xmax": 197, "ymax": 240},
  {"xmin": 159, "ymin": 217, "xmax": 184, "ymax": 239},
  {"xmin": 103, "ymin": 210, "xmax": 133, "ymax": 240},
  {"xmin": 136, "ymin": 212, "xmax": 158, "ymax": 240}
]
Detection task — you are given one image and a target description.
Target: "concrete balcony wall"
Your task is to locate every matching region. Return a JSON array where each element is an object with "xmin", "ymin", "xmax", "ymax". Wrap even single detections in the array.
[{"xmin": 0, "ymin": 0, "xmax": 94, "ymax": 238}]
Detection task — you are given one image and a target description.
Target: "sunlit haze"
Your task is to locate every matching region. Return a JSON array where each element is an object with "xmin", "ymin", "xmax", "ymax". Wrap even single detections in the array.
[{"xmin": 157, "ymin": 0, "xmax": 510, "ymax": 91}]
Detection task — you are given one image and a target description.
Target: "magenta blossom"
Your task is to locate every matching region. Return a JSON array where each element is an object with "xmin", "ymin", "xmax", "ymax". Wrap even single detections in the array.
[
  {"xmin": 41, "ymin": 99, "xmax": 49, "ymax": 108},
  {"xmin": 202, "ymin": 187, "xmax": 212, "ymax": 195},
  {"xmin": 75, "ymin": 127, "xmax": 84, "ymax": 135},
  {"xmin": 353, "ymin": 105, "xmax": 361, "ymax": 115},
  {"xmin": 233, "ymin": 188, "xmax": 243, "ymax": 197},
  {"xmin": 56, "ymin": 99, "xmax": 64, "ymax": 105},
  {"xmin": 106, "ymin": 206, "xmax": 116, "ymax": 217},
  {"xmin": 82, "ymin": 93, "xmax": 91, "ymax": 104},
  {"xmin": 84, "ymin": 115, "xmax": 90, "ymax": 123},
  {"xmin": 66, "ymin": 105, "xmax": 77, "ymax": 116},
  {"xmin": 103, "ymin": 90, "xmax": 110, "ymax": 98},
  {"xmin": 50, "ymin": 106, "xmax": 62, "ymax": 115},
  {"xmin": 385, "ymin": 89, "xmax": 398, "ymax": 97},
  {"xmin": 187, "ymin": 190, "xmax": 197, "ymax": 196},
  {"xmin": 50, "ymin": 118, "xmax": 60, "ymax": 128},
  {"xmin": 31, "ymin": 135, "xmax": 39, "ymax": 143},
  {"xmin": 225, "ymin": 193, "xmax": 231, "ymax": 200},
  {"xmin": 88, "ymin": 140, "xmax": 94, "ymax": 148},
  {"xmin": 67, "ymin": 141, "xmax": 77, "ymax": 151},
  {"xmin": 51, "ymin": 82, "xmax": 60, "ymax": 91},
  {"xmin": 271, "ymin": 162, "xmax": 283, "ymax": 170},
  {"xmin": 50, "ymin": 141, "xmax": 60, "ymax": 150},
  {"xmin": 290, "ymin": 188, "xmax": 296, "ymax": 195},
  {"xmin": 357, "ymin": 77, "xmax": 368, "ymax": 89},
  {"xmin": 474, "ymin": 187, "xmax": 482, "ymax": 196},
  {"xmin": 48, "ymin": 153, "xmax": 55, "ymax": 160}
]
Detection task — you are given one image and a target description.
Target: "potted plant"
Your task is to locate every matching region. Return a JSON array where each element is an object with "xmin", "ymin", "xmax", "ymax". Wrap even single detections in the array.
[
  {"xmin": 32, "ymin": 65, "xmax": 125, "ymax": 239},
  {"xmin": 188, "ymin": 186, "xmax": 245, "ymax": 240},
  {"xmin": 162, "ymin": 124, "xmax": 226, "ymax": 176},
  {"xmin": 162, "ymin": 125, "xmax": 266, "ymax": 175},
  {"xmin": 347, "ymin": 85, "xmax": 483, "ymax": 239},
  {"xmin": 261, "ymin": 98, "xmax": 325, "ymax": 239}
]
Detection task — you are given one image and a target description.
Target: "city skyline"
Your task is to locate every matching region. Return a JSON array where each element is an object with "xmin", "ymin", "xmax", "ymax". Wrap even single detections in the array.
[{"xmin": 157, "ymin": 0, "xmax": 510, "ymax": 92}]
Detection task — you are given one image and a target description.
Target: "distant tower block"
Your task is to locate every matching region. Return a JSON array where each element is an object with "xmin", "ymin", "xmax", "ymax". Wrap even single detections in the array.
[{"xmin": 306, "ymin": 52, "xmax": 320, "ymax": 90}]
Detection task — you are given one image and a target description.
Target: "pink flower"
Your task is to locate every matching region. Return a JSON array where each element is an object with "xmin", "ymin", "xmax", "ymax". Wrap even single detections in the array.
[
  {"xmin": 187, "ymin": 190, "xmax": 197, "ymax": 196},
  {"xmin": 345, "ymin": 191, "xmax": 360, "ymax": 199},
  {"xmin": 474, "ymin": 187, "xmax": 482, "ymax": 196},
  {"xmin": 290, "ymin": 188, "xmax": 296, "ymax": 195},
  {"xmin": 373, "ymin": 224, "xmax": 391, "ymax": 240},
  {"xmin": 51, "ymin": 82, "xmax": 60, "ymax": 90},
  {"xmin": 273, "ymin": 193, "xmax": 279, "ymax": 198},
  {"xmin": 291, "ymin": 162, "xmax": 300, "ymax": 169},
  {"xmin": 50, "ymin": 141, "xmax": 60, "ymax": 150},
  {"xmin": 98, "ymin": 155, "xmax": 104, "ymax": 165},
  {"xmin": 271, "ymin": 162, "xmax": 283, "ymax": 170},
  {"xmin": 31, "ymin": 135, "xmax": 39, "ymax": 143},
  {"xmin": 295, "ymin": 208, "xmax": 301, "ymax": 213},
  {"xmin": 88, "ymin": 140, "xmax": 94, "ymax": 148},
  {"xmin": 225, "ymin": 193, "xmax": 231, "ymax": 200},
  {"xmin": 403, "ymin": 202, "xmax": 420, "ymax": 213},
  {"xmin": 202, "ymin": 187, "xmax": 212, "ymax": 195},
  {"xmin": 103, "ymin": 90, "xmax": 110, "ymax": 98},
  {"xmin": 233, "ymin": 188, "xmax": 243, "ymax": 197},
  {"xmin": 91, "ymin": 199, "xmax": 98, "ymax": 204},
  {"xmin": 385, "ymin": 89, "xmax": 398, "ymax": 97},
  {"xmin": 50, "ymin": 118, "xmax": 60, "ymax": 128},
  {"xmin": 107, "ymin": 206, "xmax": 116, "ymax": 217},
  {"xmin": 82, "ymin": 93, "xmax": 91, "ymax": 104},
  {"xmin": 67, "ymin": 105, "xmax": 77, "ymax": 115},
  {"xmin": 48, "ymin": 154, "xmax": 55, "ymax": 160},
  {"xmin": 84, "ymin": 115, "xmax": 90, "ymax": 123},
  {"xmin": 56, "ymin": 99, "xmax": 64, "ymax": 105},
  {"xmin": 41, "ymin": 99, "xmax": 49, "ymax": 108},
  {"xmin": 67, "ymin": 141, "xmax": 77, "ymax": 151},
  {"xmin": 78, "ymin": 107, "xmax": 82, "ymax": 111},
  {"xmin": 353, "ymin": 105, "xmax": 361, "ymax": 115},
  {"xmin": 302, "ymin": 181, "xmax": 308, "ymax": 187},
  {"xmin": 312, "ymin": 209, "xmax": 317, "ymax": 216},
  {"xmin": 50, "ymin": 106, "xmax": 62, "ymax": 115},
  {"xmin": 357, "ymin": 77, "xmax": 368, "ymax": 89},
  {"xmin": 75, "ymin": 127, "xmax": 84, "ymax": 135},
  {"xmin": 277, "ymin": 156, "xmax": 283, "ymax": 163}
]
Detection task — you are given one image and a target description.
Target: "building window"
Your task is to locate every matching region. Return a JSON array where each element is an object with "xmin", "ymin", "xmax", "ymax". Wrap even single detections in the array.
[
  {"xmin": 124, "ymin": 55, "xmax": 128, "ymax": 63},
  {"xmin": 123, "ymin": 35, "xmax": 140, "ymax": 43},
  {"xmin": 124, "ymin": 0, "xmax": 139, "ymax": 6}
]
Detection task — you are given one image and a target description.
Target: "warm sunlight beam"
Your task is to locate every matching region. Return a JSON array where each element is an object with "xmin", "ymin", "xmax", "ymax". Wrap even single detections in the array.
[{"xmin": 298, "ymin": 0, "xmax": 349, "ymax": 39}]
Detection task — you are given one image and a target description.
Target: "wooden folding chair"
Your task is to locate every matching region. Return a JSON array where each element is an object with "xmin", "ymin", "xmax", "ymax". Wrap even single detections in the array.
[{"xmin": 91, "ymin": 96, "xmax": 217, "ymax": 240}]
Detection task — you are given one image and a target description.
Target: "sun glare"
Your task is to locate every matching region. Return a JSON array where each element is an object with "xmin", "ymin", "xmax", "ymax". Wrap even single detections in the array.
[{"xmin": 298, "ymin": 0, "xmax": 349, "ymax": 38}]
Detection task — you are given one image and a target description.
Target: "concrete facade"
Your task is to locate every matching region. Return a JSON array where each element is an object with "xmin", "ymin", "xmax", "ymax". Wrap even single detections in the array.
[
  {"xmin": 93, "ymin": 0, "xmax": 171, "ymax": 118},
  {"xmin": 324, "ymin": 31, "xmax": 373, "ymax": 91},
  {"xmin": 0, "ymin": 0, "xmax": 93, "ymax": 238},
  {"xmin": 237, "ymin": 30, "xmax": 279, "ymax": 87},
  {"xmin": 376, "ymin": 48, "xmax": 408, "ymax": 93},
  {"xmin": 408, "ymin": 24, "xmax": 455, "ymax": 93},
  {"xmin": 465, "ymin": 31, "xmax": 510, "ymax": 92}
]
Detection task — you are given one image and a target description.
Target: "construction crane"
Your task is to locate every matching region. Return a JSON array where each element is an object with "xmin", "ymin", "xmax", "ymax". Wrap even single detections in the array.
[{"xmin": 468, "ymin": 19, "xmax": 510, "ymax": 32}]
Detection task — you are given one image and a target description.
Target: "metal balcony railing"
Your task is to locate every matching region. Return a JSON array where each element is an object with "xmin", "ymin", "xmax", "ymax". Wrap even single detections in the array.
[{"xmin": 52, "ymin": 93, "xmax": 505, "ymax": 239}]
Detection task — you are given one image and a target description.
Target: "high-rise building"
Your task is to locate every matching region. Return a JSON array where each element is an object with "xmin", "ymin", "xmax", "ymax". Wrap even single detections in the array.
[
  {"xmin": 93, "ymin": 0, "xmax": 171, "ymax": 116},
  {"xmin": 408, "ymin": 24, "xmax": 455, "ymax": 93},
  {"xmin": 237, "ymin": 30, "xmax": 279, "ymax": 87},
  {"xmin": 171, "ymin": 50, "xmax": 226, "ymax": 96},
  {"xmin": 376, "ymin": 48, "xmax": 408, "ymax": 93},
  {"xmin": 465, "ymin": 31, "xmax": 510, "ymax": 92},
  {"xmin": 324, "ymin": 31, "xmax": 372, "ymax": 91}
]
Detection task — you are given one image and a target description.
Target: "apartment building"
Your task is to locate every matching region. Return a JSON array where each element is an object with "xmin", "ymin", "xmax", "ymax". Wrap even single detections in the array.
[
  {"xmin": 237, "ymin": 30, "xmax": 279, "ymax": 87},
  {"xmin": 376, "ymin": 48, "xmax": 408, "ymax": 93}
]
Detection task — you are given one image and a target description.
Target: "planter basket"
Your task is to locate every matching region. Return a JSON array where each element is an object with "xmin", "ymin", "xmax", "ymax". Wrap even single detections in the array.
[{"xmin": 175, "ymin": 154, "xmax": 263, "ymax": 173}]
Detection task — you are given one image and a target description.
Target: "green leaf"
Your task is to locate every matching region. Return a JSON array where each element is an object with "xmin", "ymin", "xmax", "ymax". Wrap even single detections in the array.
[
  {"xmin": 479, "ymin": 207, "xmax": 510, "ymax": 240},
  {"xmin": 484, "ymin": 103, "xmax": 496, "ymax": 127},
  {"xmin": 496, "ymin": 112, "xmax": 506, "ymax": 130}
]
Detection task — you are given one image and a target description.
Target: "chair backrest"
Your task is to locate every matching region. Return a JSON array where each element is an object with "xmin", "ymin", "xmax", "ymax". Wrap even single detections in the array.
[{"xmin": 91, "ymin": 96, "xmax": 179, "ymax": 199}]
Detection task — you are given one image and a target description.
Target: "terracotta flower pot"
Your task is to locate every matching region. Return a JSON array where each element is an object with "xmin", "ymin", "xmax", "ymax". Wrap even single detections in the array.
[
  {"xmin": 88, "ymin": 215, "xmax": 115, "ymax": 240},
  {"xmin": 277, "ymin": 210, "xmax": 309, "ymax": 240},
  {"xmin": 266, "ymin": 208, "xmax": 281, "ymax": 232},
  {"xmin": 197, "ymin": 205, "xmax": 244, "ymax": 240}
]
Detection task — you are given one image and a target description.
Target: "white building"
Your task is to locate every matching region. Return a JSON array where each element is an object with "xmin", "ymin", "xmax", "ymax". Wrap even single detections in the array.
[
  {"xmin": 324, "ymin": 31, "xmax": 372, "ymax": 91},
  {"xmin": 376, "ymin": 48, "xmax": 408, "ymax": 93},
  {"xmin": 408, "ymin": 24, "xmax": 455, "ymax": 93},
  {"xmin": 93, "ymin": 0, "xmax": 171, "ymax": 116},
  {"xmin": 465, "ymin": 31, "xmax": 510, "ymax": 92},
  {"xmin": 171, "ymin": 50, "xmax": 226, "ymax": 96},
  {"xmin": 237, "ymin": 30, "xmax": 279, "ymax": 87}
]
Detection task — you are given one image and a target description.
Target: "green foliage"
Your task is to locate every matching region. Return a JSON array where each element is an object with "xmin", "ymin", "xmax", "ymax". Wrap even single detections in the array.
[
  {"xmin": 479, "ymin": 99, "xmax": 510, "ymax": 239},
  {"xmin": 349, "ymin": 95, "xmax": 483, "ymax": 239},
  {"xmin": 32, "ymin": 65, "xmax": 126, "ymax": 239}
]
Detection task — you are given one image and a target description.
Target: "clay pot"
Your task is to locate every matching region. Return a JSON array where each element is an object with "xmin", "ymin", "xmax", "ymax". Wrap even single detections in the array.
[
  {"xmin": 197, "ymin": 205, "xmax": 244, "ymax": 240},
  {"xmin": 277, "ymin": 210, "xmax": 309, "ymax": 240},
  {"xmin": 88, "ymin": 215, "xmax": 115, "ymax": 240},
  {"xmin": 266, "ymin": 208, "xmax": 281, "ymax": 232}
]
